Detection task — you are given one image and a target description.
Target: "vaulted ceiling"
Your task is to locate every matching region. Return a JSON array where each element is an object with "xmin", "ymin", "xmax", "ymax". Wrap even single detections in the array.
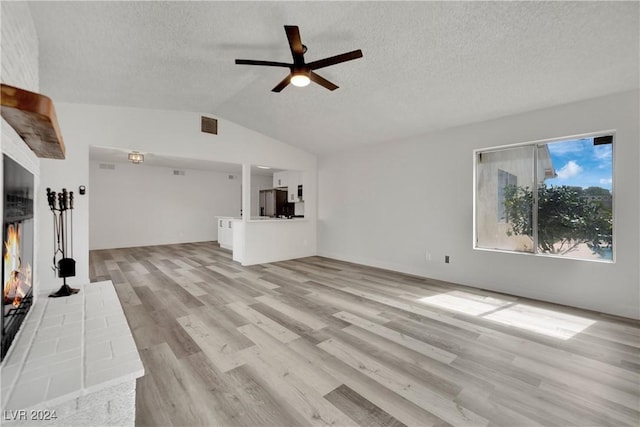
[{"xmin": 27, "ymin": 1, "xmax": 639, "ymax": 155}]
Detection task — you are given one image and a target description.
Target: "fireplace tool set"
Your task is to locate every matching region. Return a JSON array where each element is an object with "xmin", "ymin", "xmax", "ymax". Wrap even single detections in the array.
[{"xmin": 47, "ymin": 188, "xmax": 79, "ymax": 297}]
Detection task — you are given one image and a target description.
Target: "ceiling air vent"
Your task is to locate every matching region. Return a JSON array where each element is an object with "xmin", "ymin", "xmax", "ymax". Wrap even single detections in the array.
[
  {"xmin": 201, "ymin": 116, "xmax": 218, "ymax": 135},
  {"xmin": 99, "ymin": 163, "xmax": 115, "ymax": 170},
  {"xmin": 594, "ymin": 135, "xmax": 613, "ymax": 145},
  {"xmin": 173, "ymin": 170, "xmax": 185, "ymax": 176}
]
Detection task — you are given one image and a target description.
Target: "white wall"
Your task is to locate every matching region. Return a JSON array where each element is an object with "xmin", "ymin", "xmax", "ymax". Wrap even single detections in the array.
[
  {"xmin": 0, "ymin": 2, "xmax": 42, "ymax": 298},
  {"xmin": 89, "ymin": 161, "xmax": 241, "ymax": 250},
  {"xmin": 318, "ymin": 90, "xmax": 640, "ymax": 319},
  {"xmin": 38, "ymin": 104, "xmax": 317, "ymax": 288}
]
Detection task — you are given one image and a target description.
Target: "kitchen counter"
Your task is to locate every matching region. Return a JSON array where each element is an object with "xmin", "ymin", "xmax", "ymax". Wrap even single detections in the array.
[
  {"xmin": 247, "ymin": 217, "xmax": 306, "ymax": 222},
  {"xmin": 217, "ymin": 216, "xmax": 306, "ymax": 261},
  {"xmin": 216, "ymin": 216, "xmax": 305, "ymax": 222}
]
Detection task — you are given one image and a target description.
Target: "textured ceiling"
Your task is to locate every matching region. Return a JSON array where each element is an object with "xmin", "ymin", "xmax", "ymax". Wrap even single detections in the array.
[{"xmin": 26, "ymin": 1, "xmax": 640, "ymax": 155}]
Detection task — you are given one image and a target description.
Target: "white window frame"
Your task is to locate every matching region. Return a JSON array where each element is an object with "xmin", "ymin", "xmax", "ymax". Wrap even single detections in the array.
[{"xmin": 473, "ymin": 131, "xmax": 616, "ymax": 263}]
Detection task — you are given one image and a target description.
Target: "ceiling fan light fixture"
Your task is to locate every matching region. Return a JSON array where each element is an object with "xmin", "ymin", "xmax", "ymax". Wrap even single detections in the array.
[{"xmin": 290, "ymin": 72, "xmax": 310, "ymax": 87}]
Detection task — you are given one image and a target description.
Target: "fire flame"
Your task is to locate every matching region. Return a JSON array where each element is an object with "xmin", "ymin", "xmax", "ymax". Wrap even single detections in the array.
[{"xmin": 4, "ymin": 224, "xmax": 31, "ymax": 307}]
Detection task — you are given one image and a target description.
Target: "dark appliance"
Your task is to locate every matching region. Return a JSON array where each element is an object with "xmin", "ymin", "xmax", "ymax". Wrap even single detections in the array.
[{"xmin": 259, "ymin": 189, "xmax": 294, "ymax": 217}]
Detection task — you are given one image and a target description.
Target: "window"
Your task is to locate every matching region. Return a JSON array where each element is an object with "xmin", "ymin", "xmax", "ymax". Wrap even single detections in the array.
[{"xmin": 475, "ymin": 134, "xmax": 614, "ymax": 262}]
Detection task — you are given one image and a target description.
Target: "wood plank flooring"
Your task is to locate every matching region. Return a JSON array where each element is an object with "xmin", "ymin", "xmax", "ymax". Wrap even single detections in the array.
[{"xmin": 88, "ymin": 242, "xmax": 640, "ymax": 427}]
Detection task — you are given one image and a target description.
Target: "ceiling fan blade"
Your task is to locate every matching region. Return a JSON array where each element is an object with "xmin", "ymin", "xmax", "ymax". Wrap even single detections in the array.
[
  {"xmin": 272, "ymin": 74, "xmax": 292, "ymax": 92},
  {"xmin": 235, "ymin": 59, "xmax": 292, "ymax": 68},
  {"xmin": 284, "ymin": 25, "xmax": 305, "ymax": 59},
  {"xmin": 307, "ymin": 49, "xmax": 363, "ymax": 70},
  {"xmin": 309, "ymin": 71, "xmax": 338, "ymax": 91}
]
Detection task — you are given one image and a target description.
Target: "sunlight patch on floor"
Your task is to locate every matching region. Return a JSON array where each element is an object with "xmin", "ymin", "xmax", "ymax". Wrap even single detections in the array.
[
  {"xmin": 418, "ymin": 291, "xmax": 596, "ymax": 340},
  {"xmin": 484, "ymin": 303, "xmax": 596, "ymax": 340},
  {"xmin": 418, "ymin": 291, "xmax": 512, "ymax": 316}
]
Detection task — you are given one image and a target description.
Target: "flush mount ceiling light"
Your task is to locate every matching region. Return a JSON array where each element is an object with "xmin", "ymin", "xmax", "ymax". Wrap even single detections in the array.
[
  {"xmin": 128, "ymin": 151, "xmax": 144, "ymax": 164},
  {"xmin": 257, "ymin": 165, "xmax": 271, "ymax": 169}
]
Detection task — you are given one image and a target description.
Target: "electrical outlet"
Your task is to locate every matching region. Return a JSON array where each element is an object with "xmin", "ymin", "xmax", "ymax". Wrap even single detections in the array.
[
  {"xmin": 445, "ymin": 255, "xmax": 450, "ymax": 264},
  {"xmin": 425, "ymin": 252, "xmax": 431, "ymax": 261}
]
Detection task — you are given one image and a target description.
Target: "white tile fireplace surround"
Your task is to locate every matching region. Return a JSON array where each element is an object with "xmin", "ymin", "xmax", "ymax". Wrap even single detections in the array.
[{"xmin": 1, "ymin": 281, "xmax": 144, "ymax": 426}]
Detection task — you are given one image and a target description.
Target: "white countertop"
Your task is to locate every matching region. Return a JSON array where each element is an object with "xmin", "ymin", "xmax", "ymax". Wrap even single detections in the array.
[
  {"xmin": 246, "ymin": 217, "xmax": 307, "ymax": 222},
  {"xmin": 217, "ymin": 216, "xmax": 306, "ymax": 222}
]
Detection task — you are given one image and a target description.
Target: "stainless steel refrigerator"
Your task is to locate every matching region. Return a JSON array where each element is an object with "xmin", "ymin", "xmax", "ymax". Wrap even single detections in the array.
[{"xmin": 259, "ymin": 189, "xmax": 292, "ymax": 217}]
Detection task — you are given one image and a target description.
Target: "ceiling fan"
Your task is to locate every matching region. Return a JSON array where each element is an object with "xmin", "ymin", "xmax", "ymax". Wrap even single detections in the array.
[{"xmin": 235, "ymin": 25, "xmax": 363, "ymax": 92}]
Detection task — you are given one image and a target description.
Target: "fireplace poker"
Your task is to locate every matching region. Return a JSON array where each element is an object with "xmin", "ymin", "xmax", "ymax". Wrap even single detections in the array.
[
  {"xmin": 69, "ymin": 190, "xmax": 74, "ymax": 258},
  {"xmin": 47, "ymin": 188, "xmax": 63, "ymax": 272},
  {"xmin": 58, "ymin": 190, "xmax": 66, "ymax": 259}
]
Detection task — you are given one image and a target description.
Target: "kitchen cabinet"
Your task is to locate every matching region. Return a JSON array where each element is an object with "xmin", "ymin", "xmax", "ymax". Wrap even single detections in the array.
[
  {"xmin": 287, "ymin": 171, "xmax": 301, "ymax": 203},
  {"xmin": 273, "ymin": 171, "xmax": 288, "ymax": 188},
  {"xmin": 273, "ymin": 170, "xmax": 304, "ymax": 203},
  {"xmin": 217, "ymin": 217, "xmax": 234, "ymax": 250}
]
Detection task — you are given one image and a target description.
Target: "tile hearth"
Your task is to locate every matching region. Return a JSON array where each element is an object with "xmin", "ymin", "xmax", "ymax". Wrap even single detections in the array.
[{"xmin": 1, "ymin": 281, "xmax": 143, "ymax": 426}]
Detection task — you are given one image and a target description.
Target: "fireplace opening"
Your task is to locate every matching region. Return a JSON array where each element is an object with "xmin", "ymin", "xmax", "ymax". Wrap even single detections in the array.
[{"xmin": 2, "ymin": 155, "xmax": 34, "ymax": 361}]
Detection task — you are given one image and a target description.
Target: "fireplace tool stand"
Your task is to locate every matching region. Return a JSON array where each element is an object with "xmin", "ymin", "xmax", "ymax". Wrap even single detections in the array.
[{"xmin": 47, "ymin": 188, "xmax": 79, "ymax": 298}]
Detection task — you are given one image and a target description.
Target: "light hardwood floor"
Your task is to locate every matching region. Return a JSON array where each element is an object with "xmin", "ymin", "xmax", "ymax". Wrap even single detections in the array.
[{"xmin": 89, "ymin": 242, "xmax": 640, "ymax": 427}]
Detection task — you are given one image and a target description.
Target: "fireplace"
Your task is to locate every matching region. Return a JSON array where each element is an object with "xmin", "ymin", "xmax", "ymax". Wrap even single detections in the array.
[{"xmin": 1, "ymin": 155, "xmax": 34, "ymax": 361}]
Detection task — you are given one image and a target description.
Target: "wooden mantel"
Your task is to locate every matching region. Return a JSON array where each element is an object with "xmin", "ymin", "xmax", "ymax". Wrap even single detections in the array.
[{"xmin": 1, "ymin": 83, "xmax": 66, "ymax": 159}]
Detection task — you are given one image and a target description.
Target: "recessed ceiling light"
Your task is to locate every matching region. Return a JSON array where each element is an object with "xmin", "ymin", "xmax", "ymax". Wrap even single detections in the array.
[{"xmin": 257, "ymin": 166, "xmax": 271, "ymax": 169}]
